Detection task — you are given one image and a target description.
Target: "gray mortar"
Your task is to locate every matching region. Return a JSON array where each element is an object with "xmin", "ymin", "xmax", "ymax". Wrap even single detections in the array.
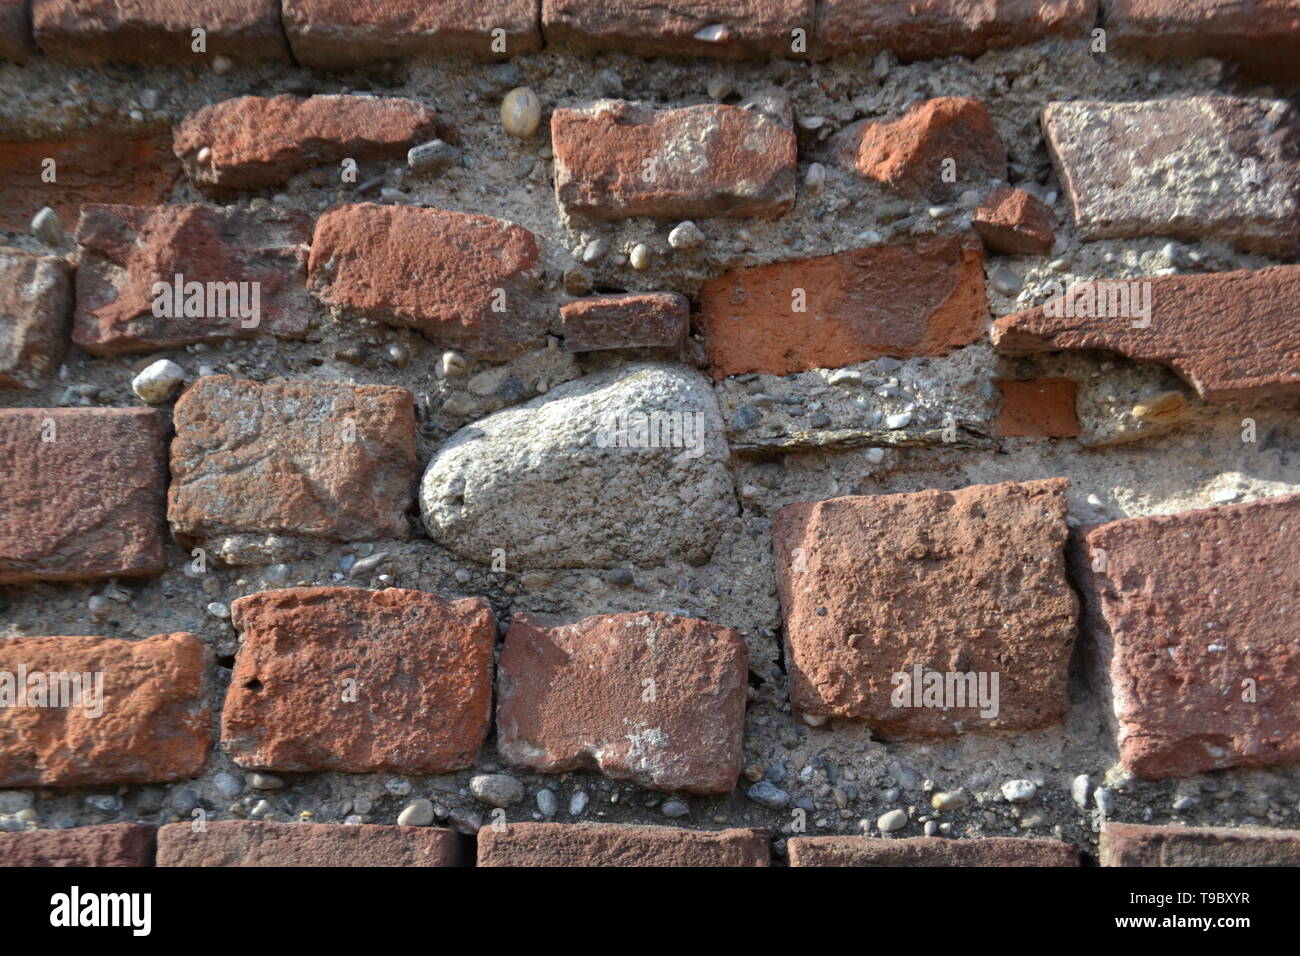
[{"xmin": 1, "ymin": 40, "xmax": 1298, "ymax": 862}]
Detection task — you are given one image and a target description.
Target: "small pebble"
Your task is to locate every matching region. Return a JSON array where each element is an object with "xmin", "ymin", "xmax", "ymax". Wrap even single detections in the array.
[
  {"xmin": 1071, "ymin": 774, "xmax": 1091, "ymax": 808},
  {"xmin": 131, "ymin": 359, "xmax": 184, "ymax": 404},
  {"xmin": 1172, "ymin": 795, "xmax": 1198, "ymax": 812},
  {"xmin": 30, "ymin": 206, "xmax": 63, "ymax": 245},
  {"xmin": 440, "ymin": 351, "xmax": 468, "ymax": 377},
  {"xmin": 661, "ymin": 799, "xmax": 689, "ymax": 818},
  {"xmin": 747, "ymin": 781, "xmax": 789, "ymax": 810},
  {"xmin": 398, "ymin": 798, "xmax": 436, "ymax": 827},
  {"xmin": 250, "ymin": 772, "xmax": 283, "ymax": 790},
  {"xmin": 407, "ymin": 139, "xmax": 461, "ymax": 174},
  {"xmin": 668, "ymin": 220, "xmax": 705, "ymax": 250},
  {"xmin": 1001, "ymin": 779, "xmax": 1038, "ymax": 803},
  {"xmin": 211, "ymin": 54, "xmax": 233, "ymax": 75},
  {"xmin": 569, "ymin": 791, "xmax": 589, "ymax": 816},
  {"xmin": 877, "ymin": 808, "xmax": 908, "ymax": 832},
  {"xmin": 501, "ymin": 87, "xmax": 542, "ymax": 139},
  {"xmin": 470, "ymin": 773, "xmax": 525, "ymax": 807},
  {"xmin": 629, "ymin": 243, "xmax": 650, "ymax": 270},
  {"xmin": 930, "ymin": 790, "xmax": 968, "ymax": 811},
  {"xmin": 885, "ymin": 411, "xmax": 912, "ymax": 430},
  {"xmin": 581, "ymin": 238, "xmax": 609, "ymax": 264},
  {"xmin": 535, "ymin": 789, "xmax": 558, "ymax": 816},
  {"xmin": 990, "ymin": 268, "xmax": 1023, "ymax": 296},
  {"xmin": 804, "ymin": 162, "xmax": 826, "ymax": 197},
  {"xmin": 213, "ymin": 772, "xmax": 243, "ymax": 798},
  {"xmin": 865, "ymin": 447, "xmax": 885, "ymax": 464}
]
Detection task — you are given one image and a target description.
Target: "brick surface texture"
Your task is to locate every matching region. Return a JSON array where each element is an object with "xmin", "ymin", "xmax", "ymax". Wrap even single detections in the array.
[
  {"xmin": 223, "ymin": 587, "xmax": 496, "ymax": 773},
  {"xmin": 2, "ymin": 0, "xmax": 1298, "ymax": 874}
]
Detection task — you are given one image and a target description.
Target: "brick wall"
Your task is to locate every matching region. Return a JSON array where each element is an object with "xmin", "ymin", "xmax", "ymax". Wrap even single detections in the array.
[{"xmin": 1, "ymin": 0, "xmax": 1298, "ymax": 868}]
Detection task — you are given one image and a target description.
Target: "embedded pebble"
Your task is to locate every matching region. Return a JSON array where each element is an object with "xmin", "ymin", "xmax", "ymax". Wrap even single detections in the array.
[
  {"xmin": 990, "ymin": 268, "xmax": 1023, "ymax": 295},
  {"xmin": 668, "ymin": 220, "xmax": 705, "ymax": 250},
  {"xmin": 206, "ymin": 601, "xmax": 230, "ymax": 619},
  {"xmin": 407, "ymin": 139, "xmax": 461, "ymax": 174},
  {"xmin": 629, "ymin": 243, "xmax": 650, "ymax": 270},
  {"xmin": 827, "ymin": 368, "xmax": 862, "ymax": 386},
  {"xmin": 470, "ymin": 773, "xmax": 525, "ymax": 807},
  {"xmin": 568, "ymin": 791, "xmax": 589, "ymax": 816},
  {"xmin": 885, "ymin": 412, "xmax": 912, "ymax": 430},
  {"xmin": 805, "ymin": 162, "xmax": 826, "ymax": 196},
  {"xmin": 213, "ymin": 772, "xmax": 243, "ymax": 798},
  {"xmin": 1001, "ymin": 779, "xmax": 1038, "ymax": 803},
  {"xmin": 865, "ymin": 447, "xmax": 885, "ymax": 464},
  {"xmin": 131, "ymin": 359, "xmax": 184, "ymax": 404},
  {"xmin": 501, "ymin": 87, "xmax": 542, "ymax": 138},
  {"xmin": 930, "ymin": 790, "xmax": 968, "ymax": 811},
  {"xmin": 747, "ymin": 781, "xmax": 789, "ymax": 809},
  {"xmin": 661, "ymin": 799, "xmax": 689, "ymax": 818},
  {"xmin": 30, "ymin": 206, "xmax": 63, "ymax": 245},
  {"xmin": 250, "ymin": 772, "xmax": 283, "ymax": 790},
  {"xmin": 535, "ymin": 789, "xmax": 558, "ymax": 816},
  {"xmin": 440, "ymin": 351, "xmax": 467, "ymax": 377},
  {"xmin": 397, "ymin": 798, "xmax": 435, "ymax": 827},
  {"xmin": 1071, "ymin": 774, "xmax": 1091, "ymax": 808},
  {"xmin": 581, "ymin": 238, "xmax": 609, "ymax": 263},
  {"xmin": 877, "ymin": 808, "xmax": 908, "ymax": 832}
]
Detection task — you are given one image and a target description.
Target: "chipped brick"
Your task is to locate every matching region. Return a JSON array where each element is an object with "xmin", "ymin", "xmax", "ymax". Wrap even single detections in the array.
[
  {"xmin": 698, "ymin": 234, "xmax": 986, "ymax": 379},
  {"xmin": 0, "ymin": 633, "xmax": 211, "ymax": 787},
  {"xmin": 992, "ymin": 266, "xmax": 1300, "ymax": 401},
  {"xmin": 1108, "ymin": 0, "xmax": 1300, "ymax": 83},
  {"xmin": 1101, "ymin": 822, "xmax": 1300, "ymax": 866},
  {"xmin": 221, "ymin": 587, "xmax": 495, "ymax": 774},
  {"xmin": 0, "ymin": 248, "xmax": 71, "ymax": 389},
  {"xmin": 829, "ymin": 97, "xmax": 1006, "ymax": 201},
  {"xmin": 973, "ymin": 186, "xmax": 1056, "ymax": 255},
  {"xmin": 0, "ymin": 136, "xmax": 179, "ymax": 232},
  {"xmin": 32, "ymin": 0, "xmax": 290, "ymax": 64},
  {"xmin": 815, "ymin": 0, "xmax": 1096, "ymax": 59},
  {"xmin": 477, "ymin": 823, "xmax": 770, "ymax": 866},
  {"xmin": 773, "ymin": 479, "xmax": 1078, "ymax": 735},
  {"xmin": 995, "ymin": 379, "xmax": 1081, "ymax": 438},
  {"xmin": 497, "ymin": 612, "xmax": 747, "ymax": 794},
  {"xmin": 552, "ymin": 92, "xmax": 796, "ymax": 220},
  {"xmin": 559, "ymin": 292, "xmax": 689, "ymax": 352},
  {"xmin": 0, "ymin": 824, "xmax": 155, "ymax": 867},
  {"xmin": 307, "ymin": 203, "xmax": 545, "ymax": 359},
  {"xmin": 173, "ymin": 95, "xmax": 446, "ymax": 193},
  {"xmin": 1042, "ymin": 96, "xmax": 1300, "ymax": 256},
  {"xmin": 1081, "ymin": 494, "xmax": 1300, "ymax": 779},
  {"xmin": 283, "ymin": 0, "xmax": 541, "ymax": 68},
  {"xmin": 542, "ymin": 0, "xmax": 813, "ymax": 60},
  {"xmin": 167, "ymin": 376, "xmax": 419, "ymax": 555},
  {"xmin": 0, "ymin": 0, "xmax": 34, "ymax": 62},
  {"xmin": 0, "ymin": 407, "xmax": 167, "ymax": 583},
  {"xmin": 72, "ymin": 203, "xmax": 312, "ymax": 355},
  {"xmin": 789, "ymin": 836, "xmax": 1080, "ymax": 867},
  {"xmin": 157, "ymin": 820, "xmax": 461, "ymax": 866}
]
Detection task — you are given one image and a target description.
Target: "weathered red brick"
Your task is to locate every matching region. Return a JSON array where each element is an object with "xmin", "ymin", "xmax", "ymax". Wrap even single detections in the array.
[
  {"xmin": 0, "ymin": 0, "xmax": 34, "ymax": 62},
  {"xmin": 559, "ymin": 292, "xmax": 689, "ymax": 352},
  {"xmin": 542, "ymin": 0, "xmax": 813, "ymax": 60},
  {"xmin": 497, "ymin": 612, "xmax": 747, "ymax": 794},
  {"xmin": 973, "ymin": 186, "xmax": 1055, "ymax": 255},
  {"xmin": 0, "ymin": 408, "xmax": 167, "ymax": 583},
  {"xmin": 1042, "ymin": 96, "xmax": 1300, "ymax": 257},
  {"xmin": 552, "ymin": 92, "xmax": 796, "ymax": 221},
  {"xmin": 283, "ymin": 0, "xmax": 541, "ymax": 67},
  {"xmin": 478, "ymin": 823, "xmax": 770, "ymax": 867},
  {"xmin": 995, "ymin": 379, "xmax": 1081, "ymax": 438},
  {"xmin": 168, "ymin": 376, "xmax": 419, "ymax": 554},
  {"xmin": 698, "ymin": 234, "xmax": 986, "ymax": 379},
  {"xmin": 0, "ymin": 633, "xmax": 211, "ymax": 787},
  {"xmin": 789, "ymin": 836, "xmax": 1080, "ymax": 867},
  {"xmin": 0, "ymin": 137, "xmax": 179, "ymax": 232},
  {"xmin": 1101, "ymin": 822, "xmax": 1300, "ymax": 867},
  {"xmin": 1081, "ymin": 494, "xmax": 1300, "ymax": 780},
  {"xmin": 773, "ymin": 479, "xmax": 1078, "ymax": 735},
  {"xmin": 1108, "ymin": 0, "xmax": 1300, "ymax": 83},
  {"xmin": 815, "ymin": 0, "xmax": 1096, "ymax": 59},
  {"xmin": 992, "ymin": 266, "xmax": 1300, "ymax": 401},
  {"xmin": 72, "ymin": 204, "xmax": 312, "ymax": 355},
  {"xmin": 0, "ymin": 824, "xmax": 156, "ymax": 867},
  {"xmin": 157, "ymin": 820, "xmax": 461, "ymax": 867},
  {"xmin": 829, "ymin": 97, "xmax": 1006, "ymax": 201},
  {"xmin": 308, "ymin": 204, "xmax": 545, "ymax": 359},
  {"xmin": 173, "ymin": 95, "xmax": 447, "ymax": 193},
  {"xmin": 0, "ymin": 249, "xmax": 71, "ymax": 389},
  {"xmin": 222, "ymin": 587, "xmax": 495, "ymax": 774},
  {"xmin": 32, "ymin": 0, "xmax": 290, "ymax": 64}
]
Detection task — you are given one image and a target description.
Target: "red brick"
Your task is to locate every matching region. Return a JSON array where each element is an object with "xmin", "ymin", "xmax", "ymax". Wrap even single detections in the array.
[
  {"xmin": 1081, "ymin": 494, "xmax": 1300, "ymax": 780},
  {"xmin": 829, "ymin": 97, "xmax": 1006, "ymax": 202},
  {"xmin": 72, "ymin": 204, "xmax": 312, "ymax": 355},
  {"xmin": 0, "ymin": 824, "xmax": 155, "ymax": 867},
  {"xmin": 698, "ymin": 234, "xmax": 986, "ymax": 380},
  {"xmin": 168, "ymin": 376, "xmax": 418, "ymax": 554},
  {"xmin": 552, "ymin": 92, "xmax": 796, "ymax": 221},
  {"xmin": 992, "ymin": 266, "xmax": 1300, "ymax": 401},
  {"xmin": 157, "ymin": 820, "xmax": 461, "ymax": 867},
  {"xmin": 497, "ymin": 612, "xmax": 747, "ymax": 794},
  {"xmin": 1042, "ymin": 96, "xmax": 1300, "ymax": 257},
  {"xmin": 222, "ymin": 587, "xmax": 495, "ymax": 774},
  {"xmin": 972, "ymin": 186, "xmax": 1055, "ymax": 255},
  {"xmin": 559, "ymin": 292, "xmax": 689, "ymax": 352},
  {"xmin": 0, "ymin": 633, "xmax": 211, "ymax": 787},
  {"xmin": 995, "ymin": 379, "xmax": 1081, "ymax": 438},
  {"xmin": 815, "ymin": 0, "xmax": 1096, "ymax": 59},
  {"xmin": 773, "ymin": 479, "xmax": 1078, "ymax": 734},
  {"xmin": 542, "ymin": 0, "xmax": 813, "ymax": 60},
  {"xmin": 0, "ymin": 408, "xmax": 167, "ymax": 583},
  {"xmin": 0, "ymin": 248, "xmax": 71, "ymax": 389},
  {"xmin": 0, "ymin": 136, "xmax": 179, "ymax": 232},
  {"xmin": 32, "ymin": 0, "xmax": 290, "ymax": 64},
  {"xmin": 0, "ymin": 0, "xmax": 34, "ymax": 62},
  {"xmin": 1108, "ymin": 0, "xmax": 1300, "ymax": 83},
  {"xmin": 789, "ymin": 836, "xmax": 1080, "ymax": 867},
  {"xmin": 1101, "ymin": 822, "xmax": 1300, "ymax": 867},
  {"xmin": 477, "ymin": 823, "xmax": 770, "ymax": 867},
  {"xmin": 283, "ymin": 0, "xmax": 541, "ymax": 67},
  {"xmin": 173, "ymin": 95, "xmax": 447, "ymax": 193},
  {"xmin": 308, "ymin": 204, "xmax": 545, "ymax": 359}
]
